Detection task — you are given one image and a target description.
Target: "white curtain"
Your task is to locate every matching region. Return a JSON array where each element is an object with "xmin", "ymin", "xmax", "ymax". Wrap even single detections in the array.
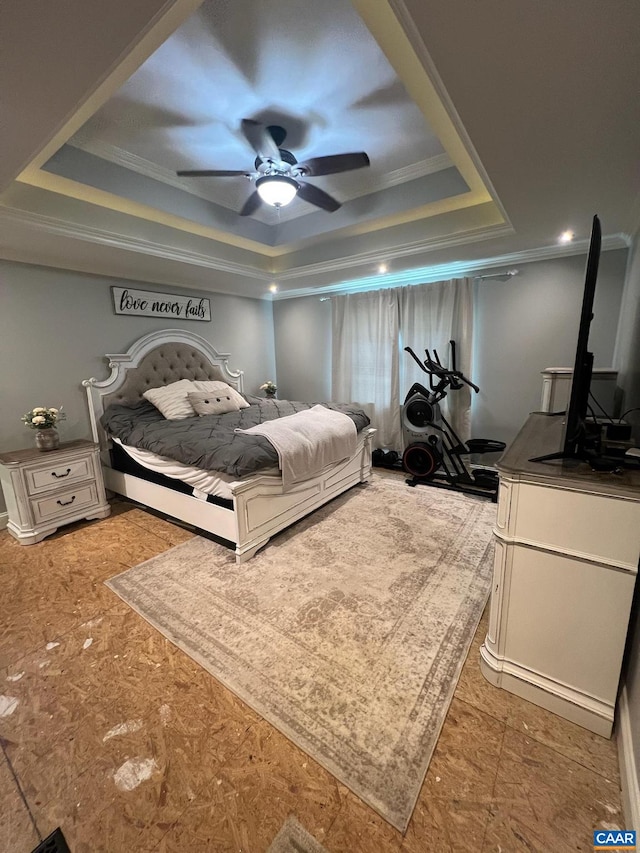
[
  {"xmin": 400, "ymin": 278, "xmax": 474, "ymax": 442},
  {"xmin": 332, "ymin": 278, "xmax": 474, "ymax": 450},
  {"xmin": 331, "ymin": 289, "xmax": 401, "ymax": 449}
]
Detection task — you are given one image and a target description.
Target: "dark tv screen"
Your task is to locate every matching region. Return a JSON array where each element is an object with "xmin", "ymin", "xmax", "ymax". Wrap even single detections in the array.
[
  {"xmin": 563, "ymin": 214, "xmax": 601, "ymax": 457},
  {"xmin": 530, "ymin": 214, "xmax": 602, "ymax": 464}
]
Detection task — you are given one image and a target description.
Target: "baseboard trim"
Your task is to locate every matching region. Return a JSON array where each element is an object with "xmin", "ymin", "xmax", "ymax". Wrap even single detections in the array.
[
  {"xmin": 479, "ymin": 643, "xmax": 614, "ymax": 736},
  {"xmin": 0, "ymin": 512, "xmax": 8, "ymax": 532},
  {"xmin": 617, "ymin": 684, "xmax": 640, "ymax": 833}
]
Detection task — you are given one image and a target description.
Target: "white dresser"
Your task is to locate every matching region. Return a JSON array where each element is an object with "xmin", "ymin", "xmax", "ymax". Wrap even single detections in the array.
[
  {"xmin": 0, "ymin": 439, "xmax": 111, "ymax": 545},
  {"xmin": 480, "ymin": 414, "xmax": 640, "ymax": 736}
]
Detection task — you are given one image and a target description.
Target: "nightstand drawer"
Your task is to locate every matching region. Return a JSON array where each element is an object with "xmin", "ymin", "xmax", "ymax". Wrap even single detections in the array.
[
  {"xmin": 25, "ymin": 456, "xmax": 93, "ymax": 495},
  {"xmin": 31, "ymin": 482, "xmax": 99, "ymax": 524}
]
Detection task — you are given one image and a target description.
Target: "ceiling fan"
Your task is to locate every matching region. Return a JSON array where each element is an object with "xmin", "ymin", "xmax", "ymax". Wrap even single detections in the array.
[{"xmin": 176, "ymin": 119, "xmax": 370, "ymax": 216}]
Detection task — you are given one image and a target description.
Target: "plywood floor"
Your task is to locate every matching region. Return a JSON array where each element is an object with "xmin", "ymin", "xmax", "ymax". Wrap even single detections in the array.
[{"xmin": 0, "ymin": 497, "xmax": 624, "ymax": 852}]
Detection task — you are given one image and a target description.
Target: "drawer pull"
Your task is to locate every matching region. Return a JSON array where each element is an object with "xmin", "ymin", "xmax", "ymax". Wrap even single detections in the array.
[
  {"xmin": 56, "ymin": 495, "xmax": 76, "ymax": 507},
  {"xmin": 52, "ymin": 468, "xmax": 72, "ymax": 479}
]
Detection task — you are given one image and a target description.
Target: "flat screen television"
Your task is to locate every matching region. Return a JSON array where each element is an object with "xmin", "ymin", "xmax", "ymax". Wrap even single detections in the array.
[{"xmin": 530, "ymin": 214, "xmax": 602, "ymax": 464}]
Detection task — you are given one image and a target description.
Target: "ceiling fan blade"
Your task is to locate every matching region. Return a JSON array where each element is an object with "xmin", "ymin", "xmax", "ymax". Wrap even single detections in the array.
[
  {"xmin": 297, "ymin": 181, "xmax": 341, "ymax": 213},
  {"xmin": 241, "ymin": 119, "xmax": 280, "ymax": 162},
  {"xmin": 297, "ymin": 152, "xmax": 370, "ymax": 177},
  {"xmin": 239, "ymin": 191, "xmax": 263, "ymax": 217},
  {"xmin": 177, "ymin": 169, "xmax": 250, "ymax": 177}
]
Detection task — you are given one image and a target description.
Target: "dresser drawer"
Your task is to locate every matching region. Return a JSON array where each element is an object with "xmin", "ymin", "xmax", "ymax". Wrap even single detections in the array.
[
  {"xmin": 31, "ymin": 483, "xmax": 100, "ymax": 524},
  {"xmin": 24, "ymin": 456, "xmax": 93, "ymax": 496}
]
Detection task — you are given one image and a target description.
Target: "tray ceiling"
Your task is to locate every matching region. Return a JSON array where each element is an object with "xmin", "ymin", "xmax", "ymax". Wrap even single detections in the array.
[{"xmin": 1, "ymin": 0, "xmax": 638, "ymax": 297}]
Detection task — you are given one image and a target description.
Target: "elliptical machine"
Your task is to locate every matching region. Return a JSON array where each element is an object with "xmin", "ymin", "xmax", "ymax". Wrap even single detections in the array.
[{"xmin": 402, "ymin": 341, "xmax": 505, "ymax": 501}]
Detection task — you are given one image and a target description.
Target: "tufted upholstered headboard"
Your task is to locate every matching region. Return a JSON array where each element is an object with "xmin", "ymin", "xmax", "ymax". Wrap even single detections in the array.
[
  {"xmin": 83, "ymin": 329, "xmax": 244, "ymax": 452},
  {"xmin": 102, "ymin": 342, "xmax": 234, "ymax": 408}
]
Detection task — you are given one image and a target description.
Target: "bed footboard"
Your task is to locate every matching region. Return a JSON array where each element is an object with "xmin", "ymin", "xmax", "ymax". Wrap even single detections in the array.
[
  {"xmin": 231, "ymin": 427, "xmax": 375, "ymax": 562},
  {"xmin": 104, "ymin": 427, "xmax": 376, "ymax": 563}
]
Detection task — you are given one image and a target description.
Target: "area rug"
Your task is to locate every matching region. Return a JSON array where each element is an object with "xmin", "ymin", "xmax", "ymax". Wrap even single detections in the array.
[
  {"xmin": 266, "ymin": 816, "xmax": 329, "ymax": 853},
  {"xmin": 106, "ymin": 475, "xmax": 496, "ymax": 831}
]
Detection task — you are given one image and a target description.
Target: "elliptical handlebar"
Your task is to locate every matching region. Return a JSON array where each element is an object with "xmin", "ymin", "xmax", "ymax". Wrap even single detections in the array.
[
  {"xmin": 404, "ymin": 343, "xmax": 480, "ymax": 394},
  {"xmin": 457, "ymin": 374, "xmax": 480, "ymax": 394},
  {"xmin": 405, "ymin": 345, "xmax": 429, "ymax": 374}
]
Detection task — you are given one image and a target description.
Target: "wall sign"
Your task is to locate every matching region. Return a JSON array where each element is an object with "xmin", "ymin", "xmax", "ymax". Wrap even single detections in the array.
[{"xmin": 111, "ymin": 287, "xmax": 211, "ymax": 321}]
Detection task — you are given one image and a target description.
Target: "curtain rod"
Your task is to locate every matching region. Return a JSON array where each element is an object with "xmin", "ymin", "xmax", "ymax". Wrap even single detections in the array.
[
  {"xmin": 474, "ymin": 269, "xmax": 519, "ymax": 281},
  {"xmin": 318, "ymin": 268, "xmax": 520, "ymax": 299}
]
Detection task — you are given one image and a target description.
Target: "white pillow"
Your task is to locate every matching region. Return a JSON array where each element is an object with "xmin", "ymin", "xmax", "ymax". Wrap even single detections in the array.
[
  {"xmin": 143, "ymin": 379, "xmax": 196, "ymax": 420},
  {"xmin": 187, "ymin": 390, "xmax": 241, "ymax": 416},
  {"xmin": 191, "ymin": 380, "xmax": 249, "ymax": 409}
]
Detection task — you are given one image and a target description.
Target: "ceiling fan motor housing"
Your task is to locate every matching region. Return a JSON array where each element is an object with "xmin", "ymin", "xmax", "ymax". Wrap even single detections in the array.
[{"xmin": 255, "ymin": 148, "xmax": 297, "ymax": 172}]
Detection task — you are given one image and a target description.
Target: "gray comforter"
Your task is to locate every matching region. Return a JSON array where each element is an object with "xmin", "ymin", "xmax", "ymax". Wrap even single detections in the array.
[{"xmin": 100, "ymin": 396, "xmax": 370, "ymax": 478}]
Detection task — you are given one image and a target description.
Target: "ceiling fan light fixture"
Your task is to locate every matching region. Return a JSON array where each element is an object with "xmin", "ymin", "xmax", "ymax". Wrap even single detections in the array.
[{"xmin": 256, "ymin": 175, "xmax": 299, "ymax": 207}]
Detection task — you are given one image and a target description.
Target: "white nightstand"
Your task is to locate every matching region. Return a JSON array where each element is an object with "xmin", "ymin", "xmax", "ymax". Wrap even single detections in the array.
[{"xmin": 0, "ymin": 439, "xmax": 111, "ymax": 545}]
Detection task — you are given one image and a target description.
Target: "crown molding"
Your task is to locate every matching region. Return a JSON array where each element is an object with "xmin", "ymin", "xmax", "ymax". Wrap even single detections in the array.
[
  {"xmin": 0, "ymin": 200, "xmax": 509, "ymax": 286},
  {"xmin": 275, "ymin": 221, "xmax": 515, "ymax": 281},
  {"xmin": 273, "ymin": 233, "xmax": 630, "ymax": 300},
  {"xmin": 0, "ymin": 205, "xmax": 270, "ymax": 280},
  {"xmin": 71, "ymin": 133, "xmax": 453, "ymax": 193},
  {"xmin": 0, "ymin": 204, "xmax": 627, "ymax": 300},
  {"xmin": 68, "ymin": 132, "xmax": 222, "ymax": 204},
  {"xmin": 369, "ymin": 153, "xmax": 453, "ymax": 188}
]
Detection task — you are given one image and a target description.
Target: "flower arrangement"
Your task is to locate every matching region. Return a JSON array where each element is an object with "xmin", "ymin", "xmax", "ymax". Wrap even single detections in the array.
[
  {"xmin": 21, "ymin": 406, "xmax": 65, "ymax": 430},
  {"xmin": 260, "ymin": 381, "xmax": 277, "ymax": 396}
]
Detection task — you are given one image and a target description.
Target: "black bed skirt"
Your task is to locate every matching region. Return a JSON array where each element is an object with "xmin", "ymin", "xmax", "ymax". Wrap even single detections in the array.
[{"xmin": 110, "ymin": 443, "xmax": 234, "ymax": 510}]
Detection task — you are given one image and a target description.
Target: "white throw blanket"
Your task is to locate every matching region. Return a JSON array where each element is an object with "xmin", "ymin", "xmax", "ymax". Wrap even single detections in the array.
[{"xmin": 236, "ymin": 404, "xmax": 357, "ymax": 490}]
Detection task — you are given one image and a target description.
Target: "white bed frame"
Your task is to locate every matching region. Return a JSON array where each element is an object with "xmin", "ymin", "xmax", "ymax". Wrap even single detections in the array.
[{"xmin": 83, "ymin": 329, "xmax": 375, "ymax": 562}]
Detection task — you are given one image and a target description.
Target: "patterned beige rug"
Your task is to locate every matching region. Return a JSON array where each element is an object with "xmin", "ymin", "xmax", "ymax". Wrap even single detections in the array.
[
  {"xmin": 266, "ymin": 815, "xmax": 329, "ymax": 853},
  {"xmin": 107, "ymin": 474, "xmax": 495, "ymax": 831}
]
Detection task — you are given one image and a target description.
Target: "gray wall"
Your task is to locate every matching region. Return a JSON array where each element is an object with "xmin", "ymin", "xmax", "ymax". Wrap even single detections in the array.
[
  {"xmin": 615, "ymin": 234, "xmax": 640, "ymax": 825},
  {"xmin": 0, "ymin": 247, "xmax": 629, "ymax": 511},
  {"xmin": 272, "ymin": 249, "xmax": 628, "ymax": 447},
  {"xmin": 0, "ymin": 261, "xmax": 275, "ymax": 512},
  {"xmin": 473, "ymin": 249, "xmax": 627, "ymax": 445},
  {"xmin": 273, "ymin": 296, "xmax": 332, "ymax": 403},
  {"xmin": 614, "ymin": 236, "xmax": 640, "ymax": 440}
]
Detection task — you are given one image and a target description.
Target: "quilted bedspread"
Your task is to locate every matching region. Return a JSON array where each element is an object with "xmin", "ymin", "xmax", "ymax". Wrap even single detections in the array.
[{"xmin": 100, "ymin": 396, "xmax": 370, "ymax": 478}]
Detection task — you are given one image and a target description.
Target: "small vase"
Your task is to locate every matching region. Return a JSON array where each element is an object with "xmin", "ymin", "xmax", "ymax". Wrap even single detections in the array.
[
  {"xmin": 35, "ymin": 427, "xmax": 60, "ymax": 452},
  {"xmin": 265, "ymin": 391, "xmax": 277, "ymax": 399}
]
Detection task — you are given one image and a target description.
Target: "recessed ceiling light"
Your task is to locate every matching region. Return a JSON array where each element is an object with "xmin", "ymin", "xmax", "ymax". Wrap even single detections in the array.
[
  {"xmin": 559, "ymin": 230, "xmax": 574, "ymax": 244},
  {"xmin": 269, "ymin": 283, "xmax": 278, "ymax": 293},
  {"xmin": 378, "ymin": 263, "xmax": 388, "ymax": 274}
]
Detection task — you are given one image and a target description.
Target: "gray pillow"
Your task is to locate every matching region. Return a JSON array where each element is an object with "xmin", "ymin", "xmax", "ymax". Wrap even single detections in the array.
[
  {"xmin": 191, "ymin": 379, "xmax": 249, "ymax": 409},
  {"xmin": 187, "ymin": 390, "xmax": 241, "ymax": 416}
]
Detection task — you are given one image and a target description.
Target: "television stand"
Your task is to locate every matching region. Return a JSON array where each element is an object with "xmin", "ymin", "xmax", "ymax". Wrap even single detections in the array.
[
  {"xmin": 529, "ymin": 415, "xmax": 607, "ymax": 467},
  {"xmin": 528, "ymin": 450, "xmax": 621, "ymax": 471},
  {"xmin": 530, "ymin": 444, "xmax": 624, "ymax": 472}
]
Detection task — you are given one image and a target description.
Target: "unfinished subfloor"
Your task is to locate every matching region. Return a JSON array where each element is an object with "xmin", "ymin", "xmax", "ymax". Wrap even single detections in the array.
[{"xmin": 0, "ymin": 498, "xmax": 623, "ymax": 852}]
